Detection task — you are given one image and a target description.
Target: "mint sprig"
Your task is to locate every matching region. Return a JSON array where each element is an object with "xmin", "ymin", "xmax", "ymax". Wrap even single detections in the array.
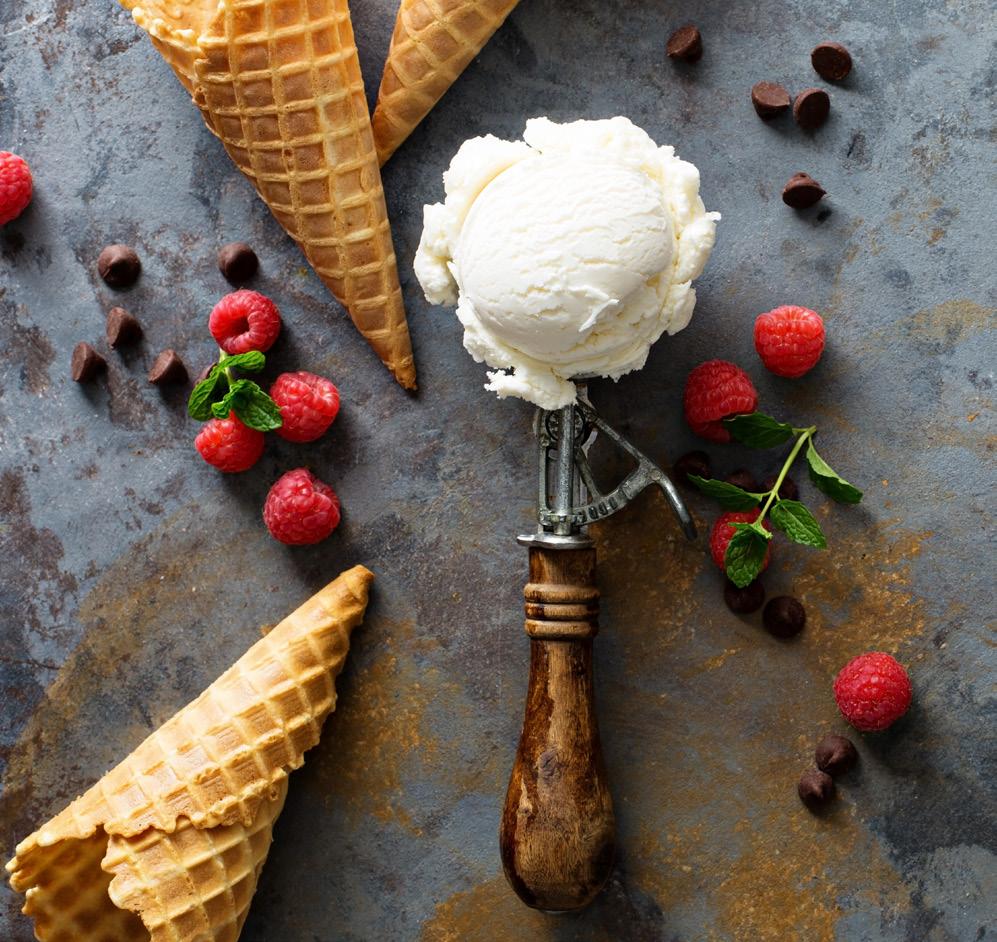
[
  {"xmin": 688, "ymin": 475, "xmax": 762, "ymax": 510},
  {"xmin": 723, "ymin": 412, "xmax": 795, "ymax": 448},
  {"xmin": 769, "ymin": 499, "xmax": 827, "ymax": 548},
  {"xmin": 690, "ymin": 412, "xmax": 862, "ymax": 586},
  {"xmin": 187, "ymin": 351, "xmax": 282, "ymax": 431},
  {"xmin": 805, "ymin": 441, "xmax": 863, "ymax": 504},
  {"xmin": 726, "ymin": 523, "xmax": 772, "ymax": 587}
]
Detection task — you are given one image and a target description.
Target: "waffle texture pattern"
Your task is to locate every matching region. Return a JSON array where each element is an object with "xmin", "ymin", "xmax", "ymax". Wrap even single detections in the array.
[
  {"xmin": 372, "ymin": 0, "xmax": 521, "ymax": 163},
  {"xmin": 7, "ymin": 565, "xmax": 373, "ymax": 942},
  {"xmin": 121, "ymin": 0, "xmax": 416, "ymax": 389}
]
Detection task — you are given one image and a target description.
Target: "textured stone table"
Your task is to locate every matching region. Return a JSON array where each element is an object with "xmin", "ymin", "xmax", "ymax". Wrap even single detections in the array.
[{"xmin": 1, "ymin": 1, "xmax": 994, "ymax": 940}]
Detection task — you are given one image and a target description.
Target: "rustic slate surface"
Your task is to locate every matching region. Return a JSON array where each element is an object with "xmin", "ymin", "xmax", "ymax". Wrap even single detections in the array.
[{"xmin": 1, "ymin": 1, "xmax": 994, "ymax": 940}]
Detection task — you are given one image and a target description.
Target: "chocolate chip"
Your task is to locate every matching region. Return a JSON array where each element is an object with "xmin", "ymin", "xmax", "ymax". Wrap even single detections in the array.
[
  {"xmin": 148, "ymin": 349, "xmax": 188, "ymax": 386},
  {"xmin": 724, "ymin": 468, "xmax": 758, "ymax": 493},
  {"xmin": 798, "ymin": 768, "xmax": 835, "ymax": 809},
  {"xmin": 97, "ymin": 244, "xmax": 141, "ymax": 288},
  {"xmin": 666, "ymin": 24, "xmax": 703, "ymax": 62},
  {"xmin": 782, "ymin": 172, "xmax": 826, "ymax": 209},
  {"xmin": 793, "ymin": 87, "xmax": 830, "ymax": 130},
  {"xmin": 673, "ymin": 450, "xmax": 711, "ymax": 487},
  {"xmin": 761, "ymin": 474, "xmax": 799, "ymax": 501},
  {"xmin": 71, "ymin": 342, "xmax": 106, "ymax": 382},
  {"xmin": 811, "ymin": 42, "xmax": 852, "ymax": 82},
  {"xmin": 763, "ymin": 595, "xmax": 806, "ymax": 638},
  {"xmin": 815, "ymin": 734, "xmax": 858, "ymax": 776},
  {"xmin": 105, "ymin": 306, "xmax": 143, "ymax": 348},
  {"xmin": 751, "ymin": 81, "xmax": 791, "ymax": 119},
  {"xmin": 218, "ymin": 242, "xmax": 259, "ymax": 284},
  {"xmin": 724, "ymin": 578, "xmax": 765, "ymax": 614}
]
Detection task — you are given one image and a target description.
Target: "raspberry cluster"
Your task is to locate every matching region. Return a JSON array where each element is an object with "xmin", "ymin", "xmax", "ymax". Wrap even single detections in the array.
[{"xmin": 190, "ymin": 290, "xmax": 343, "ymax": 545}]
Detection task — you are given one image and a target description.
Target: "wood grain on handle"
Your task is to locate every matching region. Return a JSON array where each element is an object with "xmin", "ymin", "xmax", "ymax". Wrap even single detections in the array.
[{"xmin": 500, "ymin": 546, "xmax": 616, "ymax": 911}]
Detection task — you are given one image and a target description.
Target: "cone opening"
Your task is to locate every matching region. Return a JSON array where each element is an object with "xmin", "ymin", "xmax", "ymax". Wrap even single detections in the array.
[{"xmin": 17, "ymin": 831, "xmax": 150, "ymax": 941}]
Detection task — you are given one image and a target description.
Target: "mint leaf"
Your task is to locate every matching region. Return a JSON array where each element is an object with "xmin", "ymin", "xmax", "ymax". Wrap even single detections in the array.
[
  {"xmin": 724, "ymin": 524, "xmax": 772, "ymax": 588},
  {"xmin": 218, "ymin": 351, "xmax": 265, "ymax": 373},
  {"xmin": 188, "ymin": 369, "xmax": 222, "ymax": 420},
  {"xmin": 688, "ymin": 475, "xmax": 762, "ymax": 511},
  {"xmin": 724, "ymin": 412, "xmax": 796, "ymax": 448},
  {"xmin": 806, "ymin": 442, "xmax": 863, "ymax": 504},
  {"xmin": 770, "ymin": 500, "xmax": 827, "ymax": 548},
  {"xmin": 226, "ymin": 380, "xmax": 282, "ymax": 431}
]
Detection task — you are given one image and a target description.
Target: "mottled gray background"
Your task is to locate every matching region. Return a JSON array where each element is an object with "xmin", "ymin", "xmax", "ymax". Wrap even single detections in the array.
[{"xmin": 1, "ymin": 0, "xmax": 995, "ymax": 940}]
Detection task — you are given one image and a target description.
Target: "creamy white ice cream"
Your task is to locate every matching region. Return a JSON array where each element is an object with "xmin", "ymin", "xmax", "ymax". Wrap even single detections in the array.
[{"xmin": 415, "ymin": 116, "xmax": 720, "ymax": 410}]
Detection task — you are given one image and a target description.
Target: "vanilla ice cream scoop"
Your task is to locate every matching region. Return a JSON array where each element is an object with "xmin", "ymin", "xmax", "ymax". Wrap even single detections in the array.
[{"xmin": 416, "ymin": 116, "xmax": 720, "ymax": 410}]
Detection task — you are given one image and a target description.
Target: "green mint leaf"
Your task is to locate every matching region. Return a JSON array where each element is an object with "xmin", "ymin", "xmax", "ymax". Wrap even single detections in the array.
[
  {"xmin": 228, "ymin": 381, "xmax": 283, "ymax": 432},
  {"xmin": 806, "ymin": 441, "xmax": 863, "ymax": 504},
  {"xmin": 769, "ymin": 500, "xmax": 828, "ymax": 548},
  {"xmin": 187, "ymin": 370, "xmax": 222, "ymax": 420},
  {"xmin": 724, "ymin": 525, "xmax": 771, "ymax": 588},
  {"xmin": 218, "ymin": 351, "xmax": 266, "ymax": 373},
  {"xmin": 209, "ymin": 378, "xmax": 253, "ymax": 420},
  {"xmin": 688, "ymin": 475, "xmax": 762, "ymax": 511},
  {"xmin": 723, "ymin": 412, "xmax": 796, "ymax": 448}
]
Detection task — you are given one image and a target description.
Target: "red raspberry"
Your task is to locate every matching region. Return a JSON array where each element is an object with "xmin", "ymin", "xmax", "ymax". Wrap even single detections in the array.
[
  {"xmin": 209, "ymin": 289, "xmax": 282, "ymax": 354},
  {"xmin": 194, "ymin": 414, "xmax": 264, "ymax": 472},
  {"xmin": 0, "ymin": 152, "xmax": 33, "ymax": 226},
  {"xmin": 263, "ymin": 468, "xmax": 341, "ymax": 545},
  {"xmin": 833, "ymin": 652, "xmax": 912, "ymax": 732},
  {"xmin": 684, "ymin": 360, "xmax": 758, "ymax": 442},
  {"xmin": 270, "ymin": 371, "xmax": 340, "ymax": 443},
  {"xmin": 754, "ymin": 305, "xmax": 826, "ymax": 378},
  {"xmin": 709, "ymin": 510, "xmax": 771, "ymax": 571}
]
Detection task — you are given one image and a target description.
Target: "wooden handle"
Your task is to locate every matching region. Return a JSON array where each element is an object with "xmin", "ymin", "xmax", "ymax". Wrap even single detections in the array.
[{"xmin": 499, "ymin": 545, "xmax": 615, "ymax": 911}]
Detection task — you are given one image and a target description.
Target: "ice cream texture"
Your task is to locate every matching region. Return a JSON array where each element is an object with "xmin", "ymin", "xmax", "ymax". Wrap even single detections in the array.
[{"xmin": 415, "ymin": 117, "xmax": 720, "ymax": 410}]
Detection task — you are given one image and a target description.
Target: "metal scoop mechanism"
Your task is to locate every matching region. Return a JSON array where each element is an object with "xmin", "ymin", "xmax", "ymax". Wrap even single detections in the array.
[
  {"xmin": 519, "ymin": 384, "xmax": 696, "ymax": 546},
  {"xmin": 500, "ymin": 382, "xmax": 695, "ymax": 912}
]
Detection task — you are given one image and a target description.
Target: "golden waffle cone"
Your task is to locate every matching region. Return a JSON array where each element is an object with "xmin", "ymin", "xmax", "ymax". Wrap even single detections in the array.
[
  {"xmin": 7, "ymin": 565, "xmax": 373, "ymax": 942},
  {"xmin": 372, "ymin": 0, "xmax": 521, "ymax": 164},
  {"xmin": 121, "ymin": 0, "xmax": 417, "ymax": 390}
]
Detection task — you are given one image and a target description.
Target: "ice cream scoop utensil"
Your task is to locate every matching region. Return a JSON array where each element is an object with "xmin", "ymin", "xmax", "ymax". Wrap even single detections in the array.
[{"xmin": 500, "ymin": 385, "xmax": 695, "ymax": 910}]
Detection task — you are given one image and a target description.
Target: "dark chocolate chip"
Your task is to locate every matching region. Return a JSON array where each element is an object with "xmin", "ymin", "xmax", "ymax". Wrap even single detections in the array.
[
  {"xmin": 811, "ymin": 42, "xmax": 852, "ymax": 82},
  {"xmin": 673, "ymin": 450, "xmax": 711, "ymax": 487},
  {"xmin": 815, "ymin": 734, "xmax": 858, "ymax": 777},
  {"xmin": 724, "ymin": 578, "xmax": 766, "ymax": 614},
  {"xmin": 793, "ymin": 87, "xmax": 830, "ymax": 130},
  {"xmin": 71, "ymin": 342, "xmax": 106, "ymax": 382},
  {"xmin": 751, "ymin": 81, "xmax": 791, "ymax": 119},
  {"xmin": 763, "ymin": 595, "xmax": 806, "ymax": 638},
  {"xmin": 97, "ymin": 244, "xmax": 141, "ymax": 288},
  {"xmin": 762, "ymin": 474, "xmax": 799, "ymax": 501},
  {"xmin": 666, "ymin": 24, "xmax": 703, "ymax": 62},
  {"xmin": 782, "ymin": 172, "xmax": 826, "ymax": 209},
  {"xmin": 105, "ymin": 306, "xmax": 143, "ymax": 347},
  {"xmin": 798, "ymin": 768, "xmax": 835, "ymax": 809},
  {"xmin": 724, "ymin": 468, "xmax": 758, "ymax": 493},
  {"xmin": 148, "ymin": 349, "xmax": 188, "ymax": 386},
  {"xmin": 218, "ymin": 242, "xmax": 259, "ymax": 283}
]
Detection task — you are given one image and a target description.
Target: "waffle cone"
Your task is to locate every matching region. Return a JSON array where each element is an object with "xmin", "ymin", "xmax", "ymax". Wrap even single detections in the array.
[
  {"xmin": 372, "ymin": 0, "xmax": 521, "ymax": 164},
  {"xmin": 7, "ymin": 565, "xmax": 373, "ymax": 942},
  {"xmin": 122, "ymin": 0, "xmax": 416, "ymax": 390}
]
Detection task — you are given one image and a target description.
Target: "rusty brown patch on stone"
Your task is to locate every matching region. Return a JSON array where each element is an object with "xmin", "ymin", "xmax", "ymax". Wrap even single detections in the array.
[
  {"xmin": 0, "ymin": 503, "xmax": 263, "ymax": 839},
  {"xmin": 315, "ymin": 616, "xmax": 451, "ymax": 833},
  {"xmin": 585, "ymin": 506, "xmax": 929, "ymax": 939},
  {"xmin": 0, "ymin": 319, "xmax": 55, "ymax": 396},
  {"xmin": 421, "ymin": 876, "xmax": 565, "ymax": 942},
  {"xmin": 0, "ymin": 469, "xmax": 76, "ymax": 642}
]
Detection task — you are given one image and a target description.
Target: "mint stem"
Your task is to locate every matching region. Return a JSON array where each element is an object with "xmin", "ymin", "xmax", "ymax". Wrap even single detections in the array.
[
  {"xmin": 756, "ymin": 426, "xmax": 817, "ymax": 524},
  {"xmin": 218, "ymin": 346, "xmax": 238, "ymax": 393}
]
